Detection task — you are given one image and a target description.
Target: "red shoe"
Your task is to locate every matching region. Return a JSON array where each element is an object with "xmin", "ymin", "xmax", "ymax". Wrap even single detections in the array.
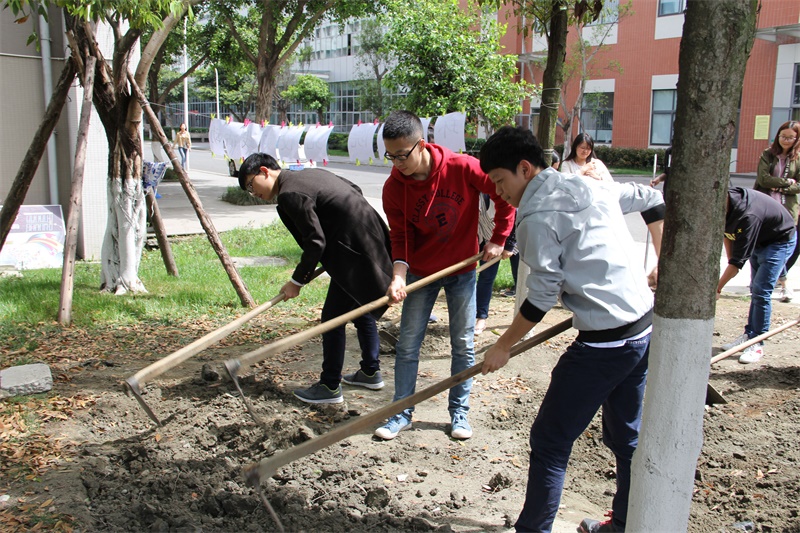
[{"xmin": 578, "ymin": 511, "xmax": 624, "ymax": 533}]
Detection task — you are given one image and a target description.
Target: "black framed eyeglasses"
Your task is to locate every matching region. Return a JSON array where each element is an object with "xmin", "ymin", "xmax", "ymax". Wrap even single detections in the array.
[
  {"xmin": 385, "ymin": 139, "xmax": 422, "ymax": 161},
  {"xmin": 245, "ymin": 175, "xmax": 256, "ymax": 193}
]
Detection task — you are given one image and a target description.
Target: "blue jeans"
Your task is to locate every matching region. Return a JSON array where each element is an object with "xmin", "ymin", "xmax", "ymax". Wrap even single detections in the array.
[
  {"xmin": 515, "ymin": 335, "xmax": 650, "ymax": 533},
  {"xmin": 747, "ymin": 233, "xmax": 796, "ymax": 339},
  {"xmin": 178, "ymin": 146, "xmax": 188, "ymax": 168},
  {"xmin": 393, "ymin": 270, "xmax": 476, "ymax": 420}
]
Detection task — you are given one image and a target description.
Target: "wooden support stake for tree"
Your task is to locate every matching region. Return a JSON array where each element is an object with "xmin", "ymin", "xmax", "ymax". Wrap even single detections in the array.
[
  {"xmin": 145, "ymin": 188, "xmax": 178, "ymax": 276},
  {"xmin": 126, "ymin": 71, "xmax": 256, "ymax": 308},
  {"xmin": 0, "ymin": 58, "xmax": 77, "ymax": 252},
  {"xmin": 58, "ymin": 56, "xmax": 97, "ymax": 326}
]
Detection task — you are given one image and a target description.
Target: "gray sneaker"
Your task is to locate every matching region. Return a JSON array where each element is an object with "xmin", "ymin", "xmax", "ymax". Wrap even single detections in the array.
[
  {"xmin": 342, "ymin": 369, "xmax": 385, "ymax": 390},
  {"xmin": 293, "ymin": 382, "xmax": 343, "ymax": 404}
]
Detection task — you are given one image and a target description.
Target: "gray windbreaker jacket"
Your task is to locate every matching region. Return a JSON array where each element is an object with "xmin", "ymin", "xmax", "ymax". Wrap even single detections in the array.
[{"xmin": 517, "ymin": 167, "xmax": 665, "ymax": 340}]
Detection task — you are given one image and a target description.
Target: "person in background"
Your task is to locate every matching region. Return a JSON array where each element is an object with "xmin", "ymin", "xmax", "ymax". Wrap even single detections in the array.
[
  {"xmin": 175, "ymin": 123, "xmax": 192, "ymax": 169},
  {"xmin": 719, "ymin": 187, "xmax": 797, "ymax": 364},
  {"xmin": 237, "ymin": 153, "xmax": 394, "ymax": 403},
  {"xmin": 475, "ymin": 193, "xmax": 516, "ymax": 335},
  {"xmin": 754, "ymin": 121, "xmax": 800, "ymax": 302},
  {"xmin": 559, "ymin": 132, "xmax": 613, "ymax": 182},
  {"xmin": 479, "ymin": 126, "xmax": 664, "ymax": 533},
  {"xmin": 376, "ymin": 110, "xmax": 514, "ymax": 441},
  {"xmin": 650, "ymin": 146, "xmax": 673, "ymax": 192}
]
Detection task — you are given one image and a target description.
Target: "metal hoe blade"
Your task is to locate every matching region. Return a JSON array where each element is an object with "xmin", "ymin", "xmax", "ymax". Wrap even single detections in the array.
[{"xmin": 124, "ymin": 377, "xmax": 161, "ymax": 426}]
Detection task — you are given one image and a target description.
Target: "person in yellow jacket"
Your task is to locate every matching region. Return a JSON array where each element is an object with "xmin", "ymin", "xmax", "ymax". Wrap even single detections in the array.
[{"xmin": 175, "ymin": 123, "xmax": 192, "ymax": 169}]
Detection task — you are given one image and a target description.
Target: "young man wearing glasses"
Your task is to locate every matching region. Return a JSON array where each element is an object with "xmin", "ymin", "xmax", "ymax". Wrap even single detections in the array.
[
  {"xmin": 374, "ymin": 110, "xmax": 515, "ymax": 441},
  {"xmin": 237, "ymin": 153, "xmax": 393, "ymax": 404}
]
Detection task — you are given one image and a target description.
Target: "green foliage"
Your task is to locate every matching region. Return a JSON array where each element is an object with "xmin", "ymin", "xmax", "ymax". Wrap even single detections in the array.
[
  {"xmin": 281, "ymin": 74, "xmax": 333, "ymax": 122},
  {"xmin": 221, "ymin": 186, "xmax": 275, "ymax": 206},
  {"xmin": 383, "ymin": 0, "xmax": 536, "ymax": 131},
  {"xmin": 328, "ymin": 133, "xmax": 350, "ymax": 152},
  {"xmin": 0, "ymin": 224, "xmax": 329, "ymax": 328}
]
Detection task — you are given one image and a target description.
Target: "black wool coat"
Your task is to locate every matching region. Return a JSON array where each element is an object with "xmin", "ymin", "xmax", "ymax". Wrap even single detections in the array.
[{"xmin": 275, "ymin": 168, "xmax": 393, "ymax": 315}]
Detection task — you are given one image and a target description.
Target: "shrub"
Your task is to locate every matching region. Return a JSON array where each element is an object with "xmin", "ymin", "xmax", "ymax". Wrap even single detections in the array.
[
  {"xmin": 328, "ymin": 133, "xmax": 349, "ymax": 152},
  {"xmin": 221, "ymin": 186, "xmax": 276, "ymax": 205}
]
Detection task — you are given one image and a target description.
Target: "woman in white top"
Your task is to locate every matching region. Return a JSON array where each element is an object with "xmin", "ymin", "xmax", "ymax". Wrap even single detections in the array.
[{"xmin": 559, "ymin": 132, "xmax": 613, "ymax": 182}]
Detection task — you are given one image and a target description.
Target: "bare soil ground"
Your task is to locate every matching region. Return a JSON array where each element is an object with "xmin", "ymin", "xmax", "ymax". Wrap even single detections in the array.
[{"xmin": 1, "ymin": 293, "xmax": 799, "ymax": 533}]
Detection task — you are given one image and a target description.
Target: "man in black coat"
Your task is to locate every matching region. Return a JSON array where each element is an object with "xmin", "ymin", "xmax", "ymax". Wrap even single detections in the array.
[{"xmin": 238, "ymin": 153, "xmax": 393, "ymax": 403}]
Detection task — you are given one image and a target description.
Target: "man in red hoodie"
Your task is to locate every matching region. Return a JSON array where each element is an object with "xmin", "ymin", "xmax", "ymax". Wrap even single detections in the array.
[{"xmin": 374, "ymin": 110, "xmax": 515, "ymax": 441}]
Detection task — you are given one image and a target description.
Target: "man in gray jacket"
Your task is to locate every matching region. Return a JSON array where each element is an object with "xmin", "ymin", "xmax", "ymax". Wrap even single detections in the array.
[{"xmin": 478, "ymin": 126, "xmax": 664, "ymax": 533}]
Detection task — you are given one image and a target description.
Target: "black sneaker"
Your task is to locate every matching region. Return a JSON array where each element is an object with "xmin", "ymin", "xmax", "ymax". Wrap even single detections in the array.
[
  {"xmin": 342, "ymin": 369, "xmax": 385, "ymax": 390},
  {"xmin": 293, "ymin": 382, "xmax": 343, "ymax": 404},
  {"xmin": 578, "ymin": 512, "xmax": 623, "ymax": 533},
  {"xmin": 502, "ymin": 288, "xmax": 516, "ymax": 297}
]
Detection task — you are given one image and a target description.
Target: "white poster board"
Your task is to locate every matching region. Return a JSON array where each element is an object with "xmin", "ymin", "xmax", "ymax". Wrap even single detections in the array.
[
  {"xmin": 376, "ymin": 123, "xmax": 387, "ymax": 165},
  {"xmin": 222, "ymin": 121, "xmax": 247, "ymax": 161},
  {"xmin": 277, "ymin": 125, "xmax": 305, "ymax": 163},
  {"xmin": 303, "ymin": 124, "xmax": 334, "ymax": 164},
  {"xmin": 420, "ymin": 117, "xmax": 432, "ymax": 141},
  {"xmin": 258, "ymin": 125, "xmax": 283, "ymax": 159},
  {"xmin": 239, "ymin": 123, "xmax": 262, "ymax": 159},
  {"xmin": 433, "ymin": 112, "xmax": 467, "ymax": 154},
  {"xmin": 0, "ymin": 205, "xmax": 66, "ymax": 270},
  {"xmin": 348, "ymin": 123, "xmax": 379, "ymax": 164},
  {"xmin": 208, "ymin": 118, "xmax": 226, "ymax": 156}
]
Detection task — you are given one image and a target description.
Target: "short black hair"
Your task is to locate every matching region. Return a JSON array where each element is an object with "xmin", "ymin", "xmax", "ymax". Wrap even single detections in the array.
[
  {"xmin": 382, "ymin": 110, "xmax": 423, "ymax": 140},
  {"xmin": 480, "ymin": 126, "xmax": 546, "ymax": 174},
  {"xmin": 237, "ymin": 153, "xmax": 281, "ymax": 190}
]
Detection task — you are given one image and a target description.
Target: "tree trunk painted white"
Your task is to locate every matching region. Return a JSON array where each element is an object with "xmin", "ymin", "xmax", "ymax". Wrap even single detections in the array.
[
  {"xmin": 627, "ymin": 315, "xmax": 712, "ymax": 531},
  {"xmin": 100, "ymin": 149, "xmax": 147, "ymax": 295}
]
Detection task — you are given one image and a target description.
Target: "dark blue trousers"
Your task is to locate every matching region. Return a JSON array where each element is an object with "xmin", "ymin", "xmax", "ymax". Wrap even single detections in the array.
[
  {"xmin": 319, "ymin": 280, "xmax": 380, "ymax": 389},
  {"xmin": 515, "ymin": 335, "xmax": 650, "ymax": 532}
]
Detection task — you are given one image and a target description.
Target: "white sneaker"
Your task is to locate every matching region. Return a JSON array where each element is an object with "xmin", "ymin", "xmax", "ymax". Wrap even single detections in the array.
[
  {"xmin": 738, "ymin": 343, "xmax": 764, "ymax": 364},
  {"xmin": 474, "ymin": 318, "xmax": 486, "ymax": 336},
  {"xmin": 772, "ymin": 287, "xmax": 785, "ymax": 300},
  {"xmin": 721, "ymin": 332, "xmax": 750, "ymax": 351},
  {"xmin": 782, "ymin": 286, "xmax": 794, "ymax": 303}
]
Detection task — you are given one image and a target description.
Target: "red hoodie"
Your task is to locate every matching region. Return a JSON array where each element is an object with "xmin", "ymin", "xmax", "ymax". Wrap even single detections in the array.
[{"xmin": 382, "ymin": 143, "xmax": 515, "ymax": 277}]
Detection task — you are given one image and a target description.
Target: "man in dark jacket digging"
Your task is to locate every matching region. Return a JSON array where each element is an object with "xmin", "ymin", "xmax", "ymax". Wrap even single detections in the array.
[{"xmin": 237, "ymin": 153, "xmax": 393, "ymax": 404}]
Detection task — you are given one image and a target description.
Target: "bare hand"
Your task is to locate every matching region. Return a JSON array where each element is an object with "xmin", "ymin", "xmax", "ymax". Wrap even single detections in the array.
[
  {"xmin": 647, "ymin": 266, "xmax": 658, "ymax": 291},
  {"xmin": 501, "ymin": 249, "xmax": 514, "ymax": 260},
  {"xmin": 482, "ymin": 242, "xmax": 503, "ymax": 262},
  {"xmin": 280, "ymin": 281, "xmax": 301, "ymax": 301},
  {"xmin": 386, "ymin": 276, "xmax": 407, "ymax": 304},
  {"xmin": 481, "ymin": 343, "xmax": 511, "ymax": 374}
]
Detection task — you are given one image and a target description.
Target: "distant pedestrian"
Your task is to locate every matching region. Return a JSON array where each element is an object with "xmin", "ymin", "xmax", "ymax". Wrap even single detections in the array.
[
  {"xmin": 754, "ymin": 121, "xmax": 800, "ymax": 302},
  {"xmin": 176, "ymin": 123, "xmax": 192, "ymax": 169},
  {"xmin": 560, "ymin": 133, "xmax": 613, "ymax": 182}
]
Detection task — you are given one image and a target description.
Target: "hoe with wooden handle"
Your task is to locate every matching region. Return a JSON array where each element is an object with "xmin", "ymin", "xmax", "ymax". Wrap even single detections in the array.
[
  {"xmin": 242, "ymin": 317, "xmax": 573, "ymax": 490},
  {"xmin": 224, "ymin": 254, "xmax": 486, "ymax": 426},
  {"xmin": 125, "ymin": 267, "xmax": 325, "ymax": 425},
  {"xmin": 705, "ymin": 314, "xmax": 800, "ymax": 404}
]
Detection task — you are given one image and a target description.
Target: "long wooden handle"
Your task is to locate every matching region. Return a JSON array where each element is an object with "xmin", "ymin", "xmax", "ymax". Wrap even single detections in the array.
[
  {"xmin": 710, "ymin": 315, "xmax": 800, "ymax": 364},
  {"xmin": 231, "ymin": 253, "xmax": 483, "ymax": 372},
  {"xmin": 243, "ymin": 316, "xmax": 574, "ymax": 485},
  {"xmin": 128, "ymin": 267, "xmax": 326, "ymax": 390}
]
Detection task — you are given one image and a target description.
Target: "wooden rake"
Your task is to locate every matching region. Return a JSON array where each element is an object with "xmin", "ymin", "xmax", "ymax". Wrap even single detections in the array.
[{"xmin": 125, "ymin": 267, "xmax": 325, "ymax": 425}]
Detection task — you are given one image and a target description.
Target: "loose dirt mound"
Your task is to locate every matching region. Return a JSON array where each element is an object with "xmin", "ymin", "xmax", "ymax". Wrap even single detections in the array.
[{"xmin": 2, "ymin": 296, "xmax": 799, "ymax": 532}]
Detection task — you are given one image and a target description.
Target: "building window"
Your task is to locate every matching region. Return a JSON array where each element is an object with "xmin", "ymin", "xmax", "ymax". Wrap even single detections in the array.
[
  {"xmin": 658, "ymin": 0, "xmax": 686, "ymax": 16},
  {"xmin": 651, "ymin": 89, "xmax": 677, "ymax": 145},
  {"xmin": 793, "ymin": 63, "xmax": 800, "ymax": 121},
  {"xmin": 587, "ymin": 0, "xmax": 619, "ymax": 26},
  {"xmin": 581, "ymin": 93, "xmax": 614, "ymax": 143}
]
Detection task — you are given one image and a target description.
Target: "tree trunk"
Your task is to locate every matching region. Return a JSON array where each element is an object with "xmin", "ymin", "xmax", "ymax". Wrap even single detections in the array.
[
  {"xmin": 255, "ymin": 58, "xmax": 278, "ymax": 123},
  {"xmin": 0, "ymin": 58, "xmax": 77, "ymax": 252},
  {"xmin": 100, "ymin": 133, "xmax": 148, "ymax": 294},
  {"xmin": 627, "ymin": 0, "xmax": 759, "ymax": 530},
  {"xmin": 536, "ymin": 3, "xmax": 568, "ymax": 167},
  {"xmin": 59, "ymin": 56, "xmax": 96, "ymax": 325}
]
